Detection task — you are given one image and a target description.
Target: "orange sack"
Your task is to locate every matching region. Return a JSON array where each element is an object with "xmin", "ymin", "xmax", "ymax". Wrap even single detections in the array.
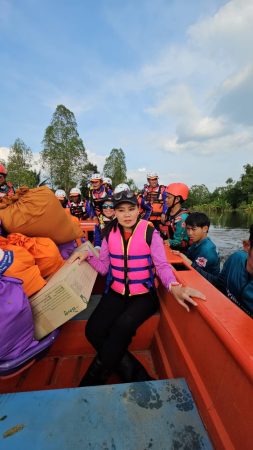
[
  {"xmin": 6, "ymin": 233, "xmax": 64, "ymax": 278},
  {"xmin": 0, "ymin": 236, "xmax": 46, "ymax": 297},
  {"xmin": 0, "ymin": 186, "xmax": 84, "ymax": 244},
  {"xmin": 65, "ymin": 208, "xmax": 83, "ymax": 246}
]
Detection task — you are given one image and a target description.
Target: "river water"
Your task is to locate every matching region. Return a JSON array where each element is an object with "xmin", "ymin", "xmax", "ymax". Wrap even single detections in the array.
[{"xmin": 207, "ymin": 211, "xmax": 253, "ymax": 264}]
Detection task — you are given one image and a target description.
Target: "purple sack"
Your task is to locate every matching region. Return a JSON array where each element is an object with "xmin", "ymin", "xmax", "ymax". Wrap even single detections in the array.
[
  {"xmin": 57, "ymin": 240, "xmax": 77, "ymax": 260},
  {"xmin": 0, "ymin": 275, "xmax": 39, "ymax": 361}
]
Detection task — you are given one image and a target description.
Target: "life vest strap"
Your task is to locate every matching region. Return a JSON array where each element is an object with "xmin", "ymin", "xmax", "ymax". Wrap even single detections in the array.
[
  {"xmin": 112, "ymin": 276, "xmax": 152, "ymax": 285},
  {"xmin": 109, "ymin": 253, "xmax": 151, "ymax": 260},
  {"xmin": 111, "ymin": 264, "xmax": 154, "ymax": 272}
]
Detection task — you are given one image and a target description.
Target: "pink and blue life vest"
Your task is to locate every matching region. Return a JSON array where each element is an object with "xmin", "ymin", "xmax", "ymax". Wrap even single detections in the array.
[{"xmin": 107, "ymin": 220, "xmax": 155, "ymax": 296}]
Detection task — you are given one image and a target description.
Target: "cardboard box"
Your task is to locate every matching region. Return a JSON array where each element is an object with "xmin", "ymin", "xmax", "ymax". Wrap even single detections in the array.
[{"xmin": 30, "ymin": 243, "xmax": 98, "ymax": 340}]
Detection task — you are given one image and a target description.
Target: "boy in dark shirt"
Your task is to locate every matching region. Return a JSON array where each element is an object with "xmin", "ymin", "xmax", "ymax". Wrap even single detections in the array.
[{"xmin": 173, "ymin": 212, "xmax": 220, "ymax": 278}]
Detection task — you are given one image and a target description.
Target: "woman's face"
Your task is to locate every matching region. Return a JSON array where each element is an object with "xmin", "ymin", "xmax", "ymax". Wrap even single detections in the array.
[
  {"xmin": 115, "ymin": 203, "xmax": 139, "ymax": 230},
  {"xmin": 102, "ymin": 201, "xmax": 115, "ymax": 218}
]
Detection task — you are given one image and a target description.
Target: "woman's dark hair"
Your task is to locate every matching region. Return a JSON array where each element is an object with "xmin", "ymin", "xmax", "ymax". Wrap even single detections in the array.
[
  {"xmin": 102, "ymin": 218, "xmax": 118, "ymax": 240},
  {"xmin": 185, "ymin": 212, "xmax": 210, "ymax": 229}
]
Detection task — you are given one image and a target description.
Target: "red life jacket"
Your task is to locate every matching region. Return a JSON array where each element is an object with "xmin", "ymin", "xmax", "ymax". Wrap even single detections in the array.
[
  {"xmin": 90, "ymin": 186, "xmax": 108, "ymax": 215},
  {"xmin": 108, "ymin": 220, "xmax": 155, "ymax": 296},
  {"xmin": 142, "ymin": 184, "xmax": 165, "ymax": 219}
]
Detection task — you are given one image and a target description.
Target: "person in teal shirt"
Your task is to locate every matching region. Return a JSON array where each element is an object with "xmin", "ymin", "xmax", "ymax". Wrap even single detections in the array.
[
  {"xmin": 174, "ymin": 212, "xmax": 220, "ymax": 278},
  {"xmin": 214, "ymin": 225, "xmax": 253, "ymax": 317},
  {"xmin": 179, "ymin": 220, "xmax": 253, "ymax": 318},
  {"xmin": 164, "ymin": 183, "xmax": 189, "ymax": 251}
]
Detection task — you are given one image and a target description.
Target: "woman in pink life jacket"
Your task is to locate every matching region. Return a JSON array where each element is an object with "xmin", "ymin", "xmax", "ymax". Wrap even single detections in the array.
[{"xmin": 69, "ymin": 188, "xmax": 206, "ymax": 387}]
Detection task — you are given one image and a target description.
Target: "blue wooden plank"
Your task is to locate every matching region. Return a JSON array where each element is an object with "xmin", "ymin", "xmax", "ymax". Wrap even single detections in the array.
[{"xmin": 0, "ymin": 378, "xmax": 213, "ymax": 449}]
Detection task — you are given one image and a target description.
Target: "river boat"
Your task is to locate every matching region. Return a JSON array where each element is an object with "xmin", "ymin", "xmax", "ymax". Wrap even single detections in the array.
[{"xmin": 0, "ymin": 240, "xmax": 252, "ymax": 449}]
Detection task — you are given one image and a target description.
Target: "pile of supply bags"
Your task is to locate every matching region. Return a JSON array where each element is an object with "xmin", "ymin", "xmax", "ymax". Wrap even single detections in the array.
[
  {"xmin": 0, "ymin": 186, "xmax": 85, "ymax": 362},
  {"xmin": 0, "ymin": 186, "xmax": 83, "ymax": 244}
]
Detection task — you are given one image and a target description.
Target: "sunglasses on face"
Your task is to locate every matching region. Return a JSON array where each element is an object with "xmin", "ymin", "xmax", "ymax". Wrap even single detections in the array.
[
  {"xmin": 103, "ymin": 204, "xmax": 114, "ymax": 209},
  {"xmin": 113, "ymin": 190, "xmax": 135, "ymax": 201}
]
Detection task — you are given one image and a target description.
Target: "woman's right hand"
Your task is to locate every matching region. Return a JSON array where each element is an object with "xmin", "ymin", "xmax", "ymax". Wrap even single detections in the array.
[{"xmin": 67, "ymin": 250, "xmax": 89, "ymax": 265}]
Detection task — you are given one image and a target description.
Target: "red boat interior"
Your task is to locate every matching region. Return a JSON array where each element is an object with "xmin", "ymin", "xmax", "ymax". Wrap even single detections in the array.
[{"xmin": 1, "ymin": 247, "xmax": 252, "ymax": 450}]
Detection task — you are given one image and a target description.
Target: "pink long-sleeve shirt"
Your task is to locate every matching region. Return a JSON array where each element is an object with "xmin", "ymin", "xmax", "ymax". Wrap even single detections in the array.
[{"xmin": 87, "ymin": 228, "xmax": 177, "ymax": 290}]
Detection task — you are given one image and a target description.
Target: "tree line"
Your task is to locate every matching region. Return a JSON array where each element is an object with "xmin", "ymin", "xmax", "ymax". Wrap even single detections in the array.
[
  {"xmin": 2, "ymin": 105, "xmax": 137, "ymax": 195},
  {"xmin": 188, "ymin": 165, "xmax": 253, "ymax": 211},
  {"xmin": 2, "ymin": 103, "xmax": 253, "ymax": 210}
]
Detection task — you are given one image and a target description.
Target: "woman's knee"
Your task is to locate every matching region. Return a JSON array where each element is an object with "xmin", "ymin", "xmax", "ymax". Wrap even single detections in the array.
[
  {"xmin": 85, "ymin": 319, "xmax": 100, "ymax": 347},
  {"xmin": 113, "ymin": 314, "xmax": 138, "ymax": 338}
]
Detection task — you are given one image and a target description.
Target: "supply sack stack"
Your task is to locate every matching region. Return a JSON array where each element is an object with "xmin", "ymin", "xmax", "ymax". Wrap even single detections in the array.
[
  {"xmin": 0, "ymin": 186, "xmax": 84, "ymax": 244},
  {"xmin": 30, "ymin": 243, "xmax": 98, "ymax": 340}
]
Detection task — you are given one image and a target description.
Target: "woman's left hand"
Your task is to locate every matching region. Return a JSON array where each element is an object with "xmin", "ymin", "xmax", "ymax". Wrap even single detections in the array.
[
  {"xmin": 170, "ymin": 285, "xmax": 206, "ymax": 312},
  {"xmin": 67, "ymin": 250, "xmax": 89, "ymax": 265}
]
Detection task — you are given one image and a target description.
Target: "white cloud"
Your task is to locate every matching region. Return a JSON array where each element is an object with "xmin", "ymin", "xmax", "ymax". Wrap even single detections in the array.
[
  {"xmin": 214, "ymin": 65, "xmax": 253, "ymax": 125},
  {"xmin": 160, "ymin": 128, "xmax": 253, "ymax": 156},
  {"xmin": 86, "ymin": 150, "xmax": 106, "ymax": 173},
  {"xmin": 0, "ymin": 146, "xmax": 9, "ymax": 162},
  {"xmin": 177, "ymin": 116, "xmax": 228, "ymax": 143},
  {"xmin": 188, "ymin": 0, "xmax": 253, "ymax": 66}
]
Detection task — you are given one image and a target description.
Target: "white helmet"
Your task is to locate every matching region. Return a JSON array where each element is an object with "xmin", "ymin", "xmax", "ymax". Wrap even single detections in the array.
[
  {"xmin": 103, "ymin": 177, "xmax": 112, "ymax": 185},
  {"xmin": 55, "ymin": 189, "xmax": 66, "ymax": 200},
  {"xmin": 147, "ymin": 172, "xmax": 158, "ymax": 179},
  {"xmin": 114, "ymin": 183, "xmax": 130, "ymax": 194},
  {"xmin": 69, "ymin": 187, "xmax": 81, "ymax": 197},
  {"xmin": 91, "ymin": 173, "xmax": 103, "ymax": 182}
]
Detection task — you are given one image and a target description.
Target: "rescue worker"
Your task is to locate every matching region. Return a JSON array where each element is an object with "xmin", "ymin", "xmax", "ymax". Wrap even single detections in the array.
[
  {"xmin": 54, "ymin": 189, "xmax": 68, "ymax": 208},
  {"xmin": 88, "ymin": 174, "xmax": 112, "ymax": 217},
  {"xmin": 67, "ymin": 187, "xmax": 90, "ymax": 220},
  {"xmin": 164, "ymin": 183, "xmax": 190, "ymax": 251},
  {"xmin": 55, "ymin": 189, "xmax": 85, "ymax": 256},
  {"xmin": 207, "ymin": 225, "xmax": 253, "ymax": 318},
  {"xmin": 139, "ymin": 172, "xmax": 166, "ymax": 230},
  {"xmin": 0, "ymin": 164, "xmax": 15, "ymax": 198},
  {"xmin": 69, "ymin": 188, "xmax": 206, "ymax": 386},
  {"xmin": 172, "ymin": 212, "xmax": 220, "ymax": 278},
  {"xmin": 94, "ymin": 196, "xmax": 115, "ymax": 249},
  {"xmin": 103, "ymin": 177, "xmax": 113, "ymax": 191}
]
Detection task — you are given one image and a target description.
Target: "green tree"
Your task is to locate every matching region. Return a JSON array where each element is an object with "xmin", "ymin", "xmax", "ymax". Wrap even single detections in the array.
[
  {"xmin": 240, "ymin": 164, "xmax": 253, "ymax": 203},
  {"xmin": 103, "ymin": 148, "xmax": 127, "ymax": 187},
  {"xmin": 188, "ymin": 184, "xmax": 210, "ymax": 207},
  {"xmin": 41, "ymin": 105, "xmax": 88, "ymax": 193},
  {"xmin": 80, "ymin": 162, "xmax": 98, "ymax": 197},
  {"xmin": 7, "ymin": 138, "xmax": 38, "ymax": 188}
]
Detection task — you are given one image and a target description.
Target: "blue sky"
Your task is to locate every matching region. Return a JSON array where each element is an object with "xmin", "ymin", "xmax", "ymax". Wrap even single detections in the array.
[{"xmin": 1, "ymin": 0, "xmax": 253, "ymax": 190}]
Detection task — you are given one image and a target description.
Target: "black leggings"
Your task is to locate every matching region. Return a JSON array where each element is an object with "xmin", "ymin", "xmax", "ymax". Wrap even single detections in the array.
[{"xmin": 85, "ymin": 289, "xmax": 159, "ymax": 370}]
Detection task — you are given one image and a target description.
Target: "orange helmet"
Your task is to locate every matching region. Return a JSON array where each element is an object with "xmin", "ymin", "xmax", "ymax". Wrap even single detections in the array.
[
  {"xmin": 0, "ymin": 164, "xmax": 7, "ymax": 175},
  {"xmin": 165, "ymin": 183, "xmax": 189, "ymax": 200}
]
